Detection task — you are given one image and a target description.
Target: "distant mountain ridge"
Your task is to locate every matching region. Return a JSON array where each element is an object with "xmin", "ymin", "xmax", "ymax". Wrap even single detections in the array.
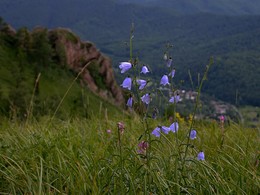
[
  {"xmin": 119, "ymin": 0, "xmax": 260, "ymax": 15},
  {"xmin": 0, "ymin": 0, "xmax": 259, "ymax": 106}
]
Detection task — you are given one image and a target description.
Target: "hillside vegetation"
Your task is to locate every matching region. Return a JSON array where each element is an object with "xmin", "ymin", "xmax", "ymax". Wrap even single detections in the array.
[
  {"xmin": 0, "ymin": 0, "xmax": 259, "ymax": 106},
  {"xmin": 0, "ymin": 115, "xmax": 259, "ymax": 193},
  {"xmin": 0, "ymin": 20, "xmax": 124, "ymax": 120}
]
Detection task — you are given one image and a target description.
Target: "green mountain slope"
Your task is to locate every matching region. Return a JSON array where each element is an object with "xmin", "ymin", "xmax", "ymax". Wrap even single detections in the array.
[
  {"xmin": 0, "ymin": 0, "xmax": 259, "ymax": 106},
  {"xmin": 0, "ymin": 23, "xmax": 124, "ymax": 120}
]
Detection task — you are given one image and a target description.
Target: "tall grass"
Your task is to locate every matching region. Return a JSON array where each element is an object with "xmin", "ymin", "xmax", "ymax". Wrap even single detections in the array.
[{"xmin": 0, "ymin": 117, "xmax": 259, "ymax": 194}]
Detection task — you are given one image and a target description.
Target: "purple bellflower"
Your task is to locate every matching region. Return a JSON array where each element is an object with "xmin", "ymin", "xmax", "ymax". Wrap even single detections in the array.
[
  {"xmin": 169, "ymin": 68, "xmax": 175, "ymax": 78},
  {"xmin": 141, "ymin": 93, "xmax": 151, "ymax": 104},
  {"xmin": 169, "ymin": 96, "xmax": 175, "ymax": 103},
  {"xmin": 121, "ymin": 77, "xmax": 132, "ymax": 90},
  {"xmin": 169, "ymin": 122, "xmax": 179, "ymax": 133},
  {"xmin": 161, "ymin": 126, "xmax": 171, "ymax": 134},
  {"xmin": 119, "ymin": 62, "xmax": 132, "ymax": 73},
  {"xmin": 152, "ymin": 127, "xmax": 161, "ymax": 137},
  {"xmin": 197, "ymin": 151, "xmax": 205, "ymax": 161},
  {"xmin": 166, "ymin": 57, "xmax": 172, "ymax": 67},
  {"xmin": 126, "ymin": 96, "xmax": 133, "ymax": 107},
  {"xmin": 140, "ymin": 65, "xmax": 149, "ymax": 74},
  {"xmin": 160, "ymin": 75, "xmax": 170, "ymax": 86},
  {"xmin": 190, "ymin": 129, "xmax": 197, "ymax": 140},
  {"xmin": 169, "ymin": 94, "xmax": 180, "ymax": 103},
  {"xmin": 137, "ymin": 79, "xmax": 147, "ymax": 90}
]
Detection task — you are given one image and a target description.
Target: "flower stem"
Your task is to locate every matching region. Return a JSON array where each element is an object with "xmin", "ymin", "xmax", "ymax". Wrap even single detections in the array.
[{"xmin": 181, "ymin": 57, "xmax": 213, "ymax": 170}]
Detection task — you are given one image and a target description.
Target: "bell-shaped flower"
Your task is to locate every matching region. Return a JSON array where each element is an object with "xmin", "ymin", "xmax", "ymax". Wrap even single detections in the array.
[
  {"xmin": 169, "ymin": 94, "xmax": 180, "ymax": 103},
  {"xmin": 169, "ymin": 122, "xmax": 179, "ymax": 133},
  {"xmin": 197, "ymin": 151, "xmax": 205, "ymax": 161},
  {"xmin": 121, "ymin": 77, "xmax": 132, "ymax": 90},
  {"xmin": 140, "ymin": 65, "xmax": 149, "ymax": 74},
  {"xmin": 152, "ymin": 127, "xmax": 161, "ymax": 137},
  {"xmin": 176, "ymin": 94, "xmax": 180, "ymax": 102},
  {"xmin": 126, "ymin": 96, "xmax": 133, "ymax": 107},
  {"xmin": 166, "ymin": 57, "xmax": 172, "ymax": 67},
  {"xmin": 137, "ymin": 79, "xmax": 147, "ymax": 90},
  {"xmin": 162, "ymin": 126, "xmax": 171, "ymax": 134},
  {"xmin": 119, "ymin": 62, "xmax": 132, "ymax": 73},
  {"xmin": 141, "ymin": 93, "xmax": 151, "ymax": 105},
  {"xmin": 160, "ymin": 75, "xmax": 170, "ymax": 86},
  {"xmin": 169, "ymin": 96, "xmax": 175, "ymax": 103},
  {"xmin": 169, "ymin": 68, "xmax": 175, "ymax": 78},
  {"xmin": 190, "ymin": 129, "xmax": 197, "ymax": 140}
]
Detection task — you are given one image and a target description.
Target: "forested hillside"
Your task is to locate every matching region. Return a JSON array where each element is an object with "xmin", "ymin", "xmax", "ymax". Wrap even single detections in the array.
[
  {"xmin": 0, "ymin": 20, "xmax": 123, "ymax": 119},
  {"xmin": 0, "ymin": 0, "xmax": 259, "ymax": 106}
]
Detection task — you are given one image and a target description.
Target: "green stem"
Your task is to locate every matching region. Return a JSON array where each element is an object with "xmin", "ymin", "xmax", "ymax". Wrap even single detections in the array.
[
  {"xmin": 50, "ymin": 61, "xmax": 91, "ymax": 123},
  {"xmin": 117, "ymin": 126, "xmax": 124, "ymax": 193},
  {"xmin": 181, "ymin": 57, "xmax": 213, "ymax": 169}
]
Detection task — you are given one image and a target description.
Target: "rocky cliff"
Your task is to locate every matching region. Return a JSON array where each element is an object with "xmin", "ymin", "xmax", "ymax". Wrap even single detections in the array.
[
  {"xmin": 47, "ymin": 28, "xmax": 124, "ymax": 106},
  {"xmin": 0, "ymin": 23, "xmax": 125, "ymax": 118}
]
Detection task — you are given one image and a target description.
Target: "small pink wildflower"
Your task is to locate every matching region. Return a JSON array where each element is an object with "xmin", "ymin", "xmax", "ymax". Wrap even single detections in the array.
[
  {"xmin": 219, "ymin": 115, "xmax": 225, "ymax": 122},
  {"xmin": 117, "ymin": 122, "xmax": 125, "ymax": 134},
  {"xmin": 106, "ymin": 129, "xmax": 112, "ymax": 134},
  {"xmin": 137, "ymin": 141, "xmax": 149, "ymax": 154}
]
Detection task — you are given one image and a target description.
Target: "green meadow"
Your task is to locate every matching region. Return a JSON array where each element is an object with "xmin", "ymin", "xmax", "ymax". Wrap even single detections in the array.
[{"xmin": 0, "ymin": 114, "xmax": 259, "ymax": 194}]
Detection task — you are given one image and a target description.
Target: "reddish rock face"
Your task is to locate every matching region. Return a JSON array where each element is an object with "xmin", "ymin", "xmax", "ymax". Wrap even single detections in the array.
[{"xmin": 48, "ymin": 28, "xmax": 124, "ymax": 106}]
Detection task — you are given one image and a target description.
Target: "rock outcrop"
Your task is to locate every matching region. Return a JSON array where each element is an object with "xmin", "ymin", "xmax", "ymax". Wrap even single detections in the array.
[
  {"xmin": 0, "ymin": 24, "xmax": 124, "ymax": 107},
  {"xmin": 47, "ymin": 28, "xmax": 124, "ymax": 106}
]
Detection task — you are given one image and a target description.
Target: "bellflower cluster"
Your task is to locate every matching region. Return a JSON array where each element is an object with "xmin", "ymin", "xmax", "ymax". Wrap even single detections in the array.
[
  {"xmin": 150, "ymin": 52, "xmax": 181, "ymax": 138},
  {"xmin": 119, "ymin": 61, "xmax": 151, "ymax": 108},
  {"xmin": 161, "ymin": 126, "xmax": 171, "ymax": 134},
  {"xmin": 151, "ymin": 121, "xmax": 179, "ymax": 137},
  {"xmin": 169, "ymin": 94, "xmax": 180, "ymax": 103}
]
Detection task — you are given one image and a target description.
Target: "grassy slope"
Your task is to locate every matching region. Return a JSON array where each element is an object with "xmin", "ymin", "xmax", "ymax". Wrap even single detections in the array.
[
  {"xmin": 0, "ymin": 40, "xmax": 123, "ymax": 120},
  {"xmin": 0, "ymin": 117, "xmax": 259, "ymax": 193}
]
